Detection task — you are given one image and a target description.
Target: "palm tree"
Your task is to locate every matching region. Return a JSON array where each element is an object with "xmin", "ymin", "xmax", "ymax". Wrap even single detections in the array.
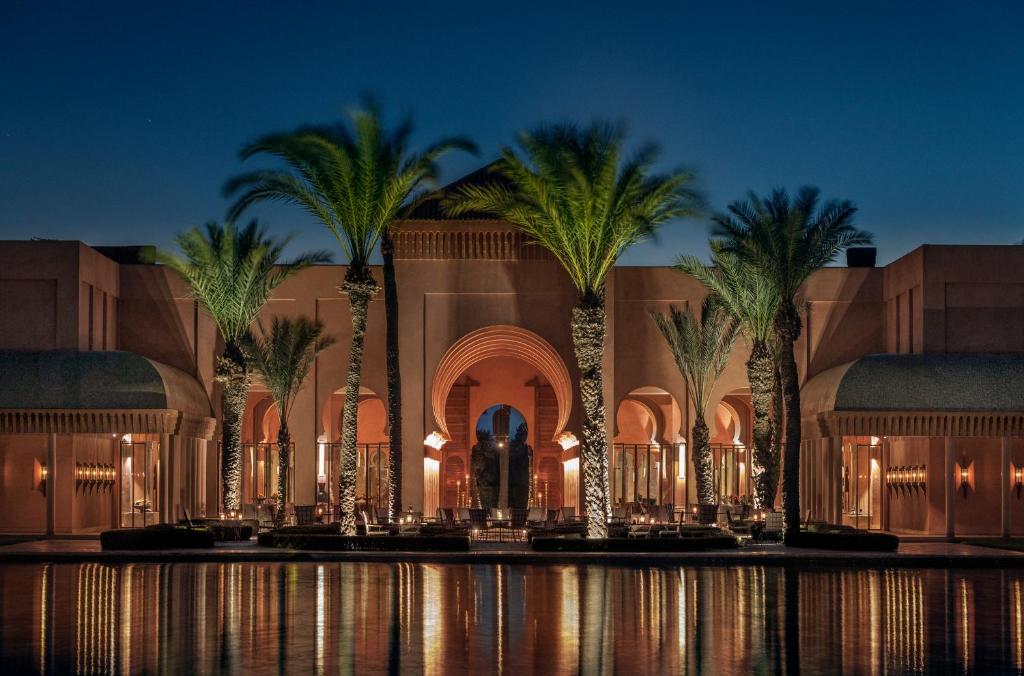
[
  {"xmin": 159, "ymin": 221, "xmax": 330, "ymax": 513},
  {"xmin": 651, "ymin": 297, "xmax": 739, "ymax": 505},
  {"xmin": 676, "ymin": 243, "xmax": 781, "ymax": 509},
  {"xmin": 712, "ymin": 187, "xmax": 871, "ymax": 535},
  {"xmin": 225, "ymin": 102, "xmax": 474, "ymax": 533},
  {"xmin": 446, "ymin": 122, "xmax": 702, "ymax": 537},
  {"xmin": 243, "ymin": 316, "xmax": 335, "ymax": 526}
]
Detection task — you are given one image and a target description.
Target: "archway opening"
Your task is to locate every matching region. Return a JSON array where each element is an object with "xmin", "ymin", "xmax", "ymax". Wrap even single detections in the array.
[
  {"xmin": 612, "ymin": 387, "xmax": 685, "ymax": 510},
  {"xmin": 440, "ymin": 355, "xmax": 559, "ymax": 508},
  {"xmin": 320, "ymin": 387, "xmax": 389, "ymax": 513},
  {"xmin": 470, "ymin": 404, "xmax": 533, "ymax": 509},
  {"xmin": 710, "ymin": 392, "xmax": 753, "ymax": 503}
]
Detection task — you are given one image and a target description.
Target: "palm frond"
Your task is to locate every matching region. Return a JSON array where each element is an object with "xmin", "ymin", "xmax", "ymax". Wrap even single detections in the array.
[
  {"xmin": 651, "ymin": 296, "xmax": 739, "ymax": 417},
  {"xmin": 157, "ymin": 220, "xmax": 331, "ymax": 343},
  {"xmin": 226, "ymin": 105, "xmax": 477, "ymax": 270},
  {"xmin": 242, "ymin": 316, "xmax": 335, "ymax": 420},
  {"xmin": 445, "ymin": 121, "xmax": 703, "ymax": 296}
]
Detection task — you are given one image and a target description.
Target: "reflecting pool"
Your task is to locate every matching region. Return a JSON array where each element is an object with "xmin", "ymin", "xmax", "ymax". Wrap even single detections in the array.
[{"xmin": 0, "ymin": 562, "xmax": 1022, "ymax": 674}]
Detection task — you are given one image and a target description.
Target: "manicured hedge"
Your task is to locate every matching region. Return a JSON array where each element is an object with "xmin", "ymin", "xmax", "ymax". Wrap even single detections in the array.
[
  {"xmin": 259, "ymin": 533, "xmax": 471, "ymax": 551},
  {"xmin": 101, "ymin": 525, "xmax": 215, "ymax": 550},
  {"xmin": 531, "ymin": 536, "xmax": 739, "ymax": 553},
  {"xmin": 785, "ymin": 530, "xmax": 899, "ymax": 552}
]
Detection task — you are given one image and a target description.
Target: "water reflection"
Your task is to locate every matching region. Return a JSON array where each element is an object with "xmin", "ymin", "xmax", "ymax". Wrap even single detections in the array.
[{"xmin": 1, "ymin": 562, "xmax": 1022, "ymax": 674}]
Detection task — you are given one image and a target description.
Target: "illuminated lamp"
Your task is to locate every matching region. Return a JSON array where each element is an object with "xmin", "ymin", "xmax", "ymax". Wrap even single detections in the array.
[
  {"xmin": 424, "ymin": 431, "xmax": 448, "ymax": 450},
  {"xmin": 556, "ymin": 433, "xmax": 579, "ymax": 451},
  {"xmin": 1015, "ymin": 465, "xmax": 1024, "ymax": 499}
]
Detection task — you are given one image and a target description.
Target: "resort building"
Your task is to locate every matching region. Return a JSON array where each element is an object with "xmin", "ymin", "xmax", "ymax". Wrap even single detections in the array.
[{"xmin": 2, "ymin": 195, "xmax": 1023, "ymax": 537}]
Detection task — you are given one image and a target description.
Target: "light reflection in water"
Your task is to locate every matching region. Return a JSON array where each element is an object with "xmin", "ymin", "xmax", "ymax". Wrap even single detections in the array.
[{"xmin": 1, "ymin": 563, "xmax": 1023, "ymax": 674}]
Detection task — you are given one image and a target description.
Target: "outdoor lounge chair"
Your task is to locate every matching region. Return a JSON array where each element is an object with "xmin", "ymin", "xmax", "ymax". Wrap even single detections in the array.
[
  {"xmin": 468, "ymin": 508, "xmax": 490, "ymax": 539},
  {"xmin": 294, "ymin": 504, "xmax": 317, "ymax": 525},
  {"xmin": 762, "ymin": 511, "xmax": 784, "ymax": 540},
  {"xmin": 361, "ymin": 510, "xmax": 390, "ymax": 536},
  {"xmin": 697, "ymin": 503, "xmax": 719, "ymax": 526},
  {"xmin": 726, "ymin": 509, "xmax": 754, "ymax": 535},
  {"xmin": 560, "ymin": 506, "xmax": 577, "ymax": 523},
  {"xmin": 526, "ymin": 507, "xmax": 545, "ymax": 525},
  {"xmin": 628, "ymin": 522, "xmax": 653, "ymax": 538}
]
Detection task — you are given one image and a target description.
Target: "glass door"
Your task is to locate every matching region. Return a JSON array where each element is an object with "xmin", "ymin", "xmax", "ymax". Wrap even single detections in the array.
[
  {"xmin": 842, "ymin": 442, "xmax": 881, "ymax": 529},
  {"xmin": 119, "ymin": 439, "xmax": 159, "ymax": 527}
]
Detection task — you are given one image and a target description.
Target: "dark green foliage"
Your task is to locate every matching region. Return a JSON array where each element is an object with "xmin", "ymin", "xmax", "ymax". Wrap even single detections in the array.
[
  {"xmin": 531, "ymin": 536, "xmax": 739, "ymax": 552},
  {"xmin": 471, "ymin": 428, "xmax": 500, "ymax": 508},
  {"xmin": 784, "ymin": 530, "xmax": 898, "ymax": 552},
  {"xmin": 508, "ymin": 423, "xmax": 533, "ymax": 509},
  {"xmin": 259, "ymin": 534, "xmax": 471, "ymax": 552},
  {"xmin": 100, "ymin": 525, "xmax": 215, "ymax": 550}
]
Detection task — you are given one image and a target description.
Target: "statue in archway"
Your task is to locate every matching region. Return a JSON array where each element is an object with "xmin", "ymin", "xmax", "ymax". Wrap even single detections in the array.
[
  {"xmin": 508, "ymin": 423, "xmax": 533, "ymax": 509},
  {"xmin": 471, "ymin": 428, "xmax": 499, "ymax": 508}
]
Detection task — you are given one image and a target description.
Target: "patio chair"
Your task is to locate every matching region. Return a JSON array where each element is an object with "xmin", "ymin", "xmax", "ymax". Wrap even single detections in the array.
[
  {"xmin": 697, "ymin": 503, "xmax": 719, "ymax": 526},
  {"xmin": 457, "ymin": 507, "xmax": 471, "ymax": 525},
  {"xmin": 628, "ymin": 522, "xmax": 653, "ymax": 538},
  {"xmin": 560, "ymin": 506, "xmax": 577, "ymax": 523},
  {"xmin": 544, "ymin": 509, "xmax": 559, "ymax": 527},
  {"xmin": 526, "ymin": 507, "xmax": 545, "ymax": 525},
  {"xmin": 763, "ymin": 511, "xmax": 784, "ymax": 540},
  {"xmin": 437, "ymin": 507, "xmax": 457, "ymax": 529},
  {"xmin": 610, "ymin": 505, "xmax": 628, "ymax": 524},
  {"xmin": 294, "ymin": 504, "xmax": 317, "ymax": 526},
  {"xmin": 258, "ymin": 503, "xmax": 277, "ymax": 531},
  {"xmin": 726, "ymin": 509, "xmax": 753, "ymax": 535},
  {"xmin": 468, "ymin": 508, "xmax": 490, "ymax": 539},
  {"xmin": 361, "ymin": 509, "xmax": 390, "ymax": 536}
]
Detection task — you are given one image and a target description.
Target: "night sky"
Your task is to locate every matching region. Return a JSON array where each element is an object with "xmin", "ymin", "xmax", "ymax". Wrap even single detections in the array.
[{"xmin": 1, "ymin": 1, "xmax": 1022, "ymax": 266}]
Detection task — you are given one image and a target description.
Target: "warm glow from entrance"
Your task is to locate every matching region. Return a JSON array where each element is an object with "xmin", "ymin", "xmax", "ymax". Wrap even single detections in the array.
[{"xmin": 562, "ymin": 457, "xmax": 579, "ymax": 510}]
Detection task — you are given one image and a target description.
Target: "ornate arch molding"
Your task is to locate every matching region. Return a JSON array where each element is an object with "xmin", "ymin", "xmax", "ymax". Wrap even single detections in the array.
[{"xmin": 431, "ymin": 325, "xmax": 573, "ymax": 442}]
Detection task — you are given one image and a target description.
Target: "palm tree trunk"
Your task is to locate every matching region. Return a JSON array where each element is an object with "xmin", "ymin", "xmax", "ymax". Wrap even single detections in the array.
[
  {"xmin": 747, "ymin": 339, "xmax": 779, "ymax": 510},
  {"xmin": 776, "ymin": 300, "xmax": 803, "ymax": 536},
  {"xmin": 571, "ymin": 291, "xmax": 610, "ymax": 538},
  {"xmin": 692, "ymin": 417, "xmax": 715, "ymax": 504},
  {"xmin": 216, "ymin": 341, "xmax": 250, "ymax": 513},
  {"xmin": 275, "ymin": 419, "xmax": 290, "ymax": 527},
  {"xmin": 338, "ymin": 270, "xmax": 380, "ymax": 535},
  {"xmin": 381, "ymin": 231, "xmax": 403, "ymax": 522}
]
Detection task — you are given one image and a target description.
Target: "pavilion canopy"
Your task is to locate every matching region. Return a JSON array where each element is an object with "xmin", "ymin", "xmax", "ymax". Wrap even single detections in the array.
[
  {"xmin": 0, "ymin": 350, "xmax": 214, "ymax": 437},
  {"xmin": 801, "ymin": 353, "xmax": 1024, "ymax": 439}
]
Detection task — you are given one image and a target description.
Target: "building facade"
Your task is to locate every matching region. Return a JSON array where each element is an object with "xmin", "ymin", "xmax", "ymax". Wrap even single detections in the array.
[{"xmin": 2, "ymin": 220, "xmax": 1023, "ymax": 536}]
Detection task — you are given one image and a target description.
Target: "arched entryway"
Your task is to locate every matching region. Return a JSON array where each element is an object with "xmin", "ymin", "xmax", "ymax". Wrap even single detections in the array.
[
  {"xmin": 612, "ymin": 387, "xmax": 685, "ymax": 508},
  {"xmin": 470, "ymin": 404, "xmax": 533, "ymax": 509},
  {"xmin": 429, "ymin": 326, "xmax": 573, "ymax": 511}
]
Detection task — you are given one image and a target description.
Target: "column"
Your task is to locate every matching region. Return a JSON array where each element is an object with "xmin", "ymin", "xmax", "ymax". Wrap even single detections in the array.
[
  {"xmin": 1002, "ymin": 436, "xmax": 1011, "ymax": 538},
  {"xmin": 944, "ymin": 436, "xmax": 955, "ymax": 538},
  {"xmin": 160, "ymin": 433, "xmax": 172, "ymax": 523},
  {"xmin": 880, "ymin": 437, "xmax": 890, "ymax": 532},
  {"xmin": 498, "ymin": 443, "xmax": 509, "ymax": 508},
  {"xmin": 831, "ymin": 436, "xmax": 843, "ymax": 524},
  {"xmin": 46, "ymin": 433, "xmax": 57, "ymax": 536}
]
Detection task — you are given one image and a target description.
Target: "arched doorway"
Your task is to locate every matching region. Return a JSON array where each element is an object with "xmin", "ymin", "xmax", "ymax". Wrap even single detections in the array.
[
  {"xmin": 320, "ymin": 386, "xmax": 390, "ymax": 512},
  {"xmin": 430, "ymin": 326, "xmax": 574, "ymax": 510},
  {"xmin": 612, "ymin": 387, "xmax": 686, "ymax": 509},
  {"xmin": 470, "ymin": 404, "xmax": 533, "ymax": 509},
  {"xmin": 710, "ymin": 392, "xmax": 754, "ymax": 502}
]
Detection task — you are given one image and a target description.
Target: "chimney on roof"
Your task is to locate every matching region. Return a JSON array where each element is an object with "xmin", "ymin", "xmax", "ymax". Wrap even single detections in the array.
[{"xmin": 846, "ymin": 247, "xmax": 877, "ymax": 268}]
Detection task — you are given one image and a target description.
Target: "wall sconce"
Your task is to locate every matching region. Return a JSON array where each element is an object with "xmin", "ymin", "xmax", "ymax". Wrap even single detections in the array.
[
  {"xmin": 886, "ymin": 465, "xmax": 926, "ymax": 492},
  {"xmin": 958, "ymin": 456, "xmax": 973, "ymax": 498},
  {"xmin": 1015, "ymin": 465, "xmax": 1024, "ymax": 499},
  {"xmin": 75, "ymin": 463, "xmax": 116, "ymax": 487}
]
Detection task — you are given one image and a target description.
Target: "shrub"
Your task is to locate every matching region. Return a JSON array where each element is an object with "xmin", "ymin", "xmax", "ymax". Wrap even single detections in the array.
[
  {"xmin": 785, "ymin": 530, "xmax": 899, "ymax": 552},
  {"xmin": 259, "ymin": 533, "xmax": 471, "ymax": 552},
  {"xmin": 101, "ymin": 525, "xmax": 215, "ymax": 550},
  {"xmin": 531, "ymin": 536, "xmax": 738, "ymax": 553}
]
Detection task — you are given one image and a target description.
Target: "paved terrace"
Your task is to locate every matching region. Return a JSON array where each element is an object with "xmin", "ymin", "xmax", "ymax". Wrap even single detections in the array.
[{"xmin": 1, "ymin": 537, "xmax": 1022, "ymax": 568}]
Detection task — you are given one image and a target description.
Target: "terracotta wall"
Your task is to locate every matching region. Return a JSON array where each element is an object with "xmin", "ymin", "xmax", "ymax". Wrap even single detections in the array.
[
  {"xmin": 70, "ymin": 435, "xmax": 117, "ymax": 532},
  {"xmin": 0, "ymin": 434, "xmax": 48, "ymax": 532}
]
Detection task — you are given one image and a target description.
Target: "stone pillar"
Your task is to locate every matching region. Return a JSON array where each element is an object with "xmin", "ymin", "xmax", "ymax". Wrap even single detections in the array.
[
  {"xmin": 1002, "ymin": 436, "xmax": 1011, "ymax": 538},
  {"xmin": 831, "ymin": 436, "xmax": 843, "ymax": 524},
  {"xmin": 160, "ymin": 434, "xmax": 172, "ymax": 523},
  {"xmin": 944, "ymin": 436, "xmax": 955, "ymax": 538},
  {"xmin": 498, "ymin": 442, "xmax": 509, "ymax": 508},
  {"xmin": 46, "ymin": 433, "xmax": 57, "ymax": 536}
]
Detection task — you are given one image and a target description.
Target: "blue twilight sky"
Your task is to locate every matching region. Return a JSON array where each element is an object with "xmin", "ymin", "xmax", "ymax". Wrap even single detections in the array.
[{"xmin": 1, "ymin": 1, "xmax": 1022, "ymax": 266}]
